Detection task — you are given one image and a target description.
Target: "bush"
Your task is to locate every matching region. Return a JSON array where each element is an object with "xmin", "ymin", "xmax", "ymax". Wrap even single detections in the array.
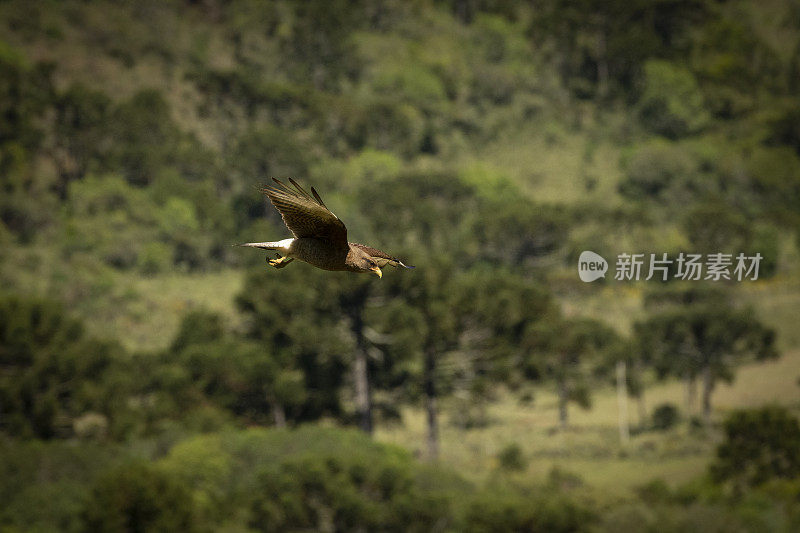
[
  {"xmin": 618, "ymin": 141, "xmax": 697, "ymax": 202},
  {"xmin": 106, "ymin": 89, "xmax": 182, "ymax": 187},
  {"xmin": 652, "ymin": 403, "xmax": 680, "ymax": 431},
  {"xmin": 0, "ymin": 294, "xmax": 123, "ymax": 439},
  {"xmin": 710, "ymin": 406, "xmax": 800, "ymax": 488},
  {"xmin": 227, "ymin": 125, "xmax": 310, "ymax": 184},
  {"xmin": 248, "ymin": 430, "xmax": 451, "ymax": 532},
  {"xmin": 747, "ymin": 146, "xmax": 800, "ymax": 225},
  {"xmin": 0, "ymin": 439, "xmax": 123, "ymax": 532},
  {"xmin": 80, "ymin": 462, "xmax": 200, "ymax": 533},
  {"xmin": 682, "ymin": 200, "xmax": 751, "ymax": 254},
  {"xmin": 637, "ymin": 60, "xmax": 708, "ymax": 139},
  {"xmin": 496, "ymin": 443, "xmax": 527, "ymax": 471},
  {"xmin": 464, "ymin": 486, "xmax": 595, "ymax": 533}
]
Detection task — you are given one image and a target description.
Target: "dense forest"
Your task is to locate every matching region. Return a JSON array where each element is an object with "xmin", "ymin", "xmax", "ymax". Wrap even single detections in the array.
[{"xmin": 1, "ymin": 0, "xmax": 800, "ymax": 531}]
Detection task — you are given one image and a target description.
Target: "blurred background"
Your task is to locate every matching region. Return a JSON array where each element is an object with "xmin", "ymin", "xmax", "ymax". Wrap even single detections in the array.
[{"xmin": 1, "ymin": 0, "xmax": 800, "ymax": 531}]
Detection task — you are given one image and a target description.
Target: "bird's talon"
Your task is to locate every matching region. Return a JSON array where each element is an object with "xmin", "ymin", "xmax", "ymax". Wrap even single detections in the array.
[{"xmin": 268, "ymin": 256, "xmax": 293, "ymax": 269}]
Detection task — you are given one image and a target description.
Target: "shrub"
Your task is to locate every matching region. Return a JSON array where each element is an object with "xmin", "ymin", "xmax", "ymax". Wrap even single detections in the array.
[
  {"xmin": 618, "ymin": 141, "xmax": 696, "ymax": 202},
  {"xmin": 710, "ymin": 406, "xmax": 800, "ymax": 488},
  {"xmin": 497, "ymin": 443, "xmax": 527, "ymax": 472},
  {"xmin": 652, "ymin": 403, "xmax": 680, "ymax": 431},
  {"xmin": 682, "ymin": 200, "xmax": 751, "ymax": 253},
  {"xmin": 637, "ymin": 60, "xmax": 708, "ymax": 139},
  {"xmin": 464, "ymin": 486, "xmax": 595, "ymax": 533},
  {"xmin": 0, "ymin": 294, "xmax": 123, "ymax": 439},
  {"xmin": 80, "ymin": 462, "xmax": 200, "ymax": 533},
  {"xmin": 747, "ymin": 146, "xmax": 800, "ymax": 225},
  {"xmin": 106, "ymin": 89, "xmax": 182, "ymax": 187},
  {"xmin": 248, "ymin": 431, "xmax": 451, "ymax": 532}
]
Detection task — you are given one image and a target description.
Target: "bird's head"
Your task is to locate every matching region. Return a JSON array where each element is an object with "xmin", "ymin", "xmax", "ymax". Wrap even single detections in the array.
[
  {"xmin": 350, "ymin": 249, "xmax": 383, "ymax": 278},
  {"xmin": 365, "ymin": 258, "xmax": 382, "ymax": 278}
]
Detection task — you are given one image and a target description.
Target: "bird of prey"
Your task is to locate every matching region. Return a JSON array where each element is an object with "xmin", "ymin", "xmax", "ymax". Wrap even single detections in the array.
[{"xmin": 240, "ymin": 179, "xmax": 413, "ymax": 278}]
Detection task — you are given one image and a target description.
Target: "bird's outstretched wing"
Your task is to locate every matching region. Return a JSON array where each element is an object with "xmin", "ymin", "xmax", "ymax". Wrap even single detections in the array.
[
  {"xmin": 350, "ymin": 243, "xmax": 415, "ymax": 269},
  {"xmin": 262, "ymin": 178, "xmax": 347, "ymax": 246}
]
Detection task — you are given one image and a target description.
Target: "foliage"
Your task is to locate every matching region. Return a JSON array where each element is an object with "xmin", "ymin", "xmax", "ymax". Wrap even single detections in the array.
[
  {"xmin": 528, "ymin": 0, "xmax": 708, "ymax": 99},
  {"xmin": 0, "ymin": 439, "xmax": 123, "ymax": 532},
  {"xmin": 236, "ymin": 267, "xmax": 352, "ymax": 422},
  {"xmin": 52, "ymin": 83, "xmax": 112, "ymax": 196},
  {"xmin": 682, "ymin": 199, "xmax": 751, "ymax": 254},
  {"xmin": 637, "ymin": 59, "xmax": 709, "ymax": 138},
  {"xmin": 250, "ymin": 444, "xmax": 439, "ymax": 531},
  {"xmin": 0, "ymin": 294, "xmax": 126, "ymax": 439},
  {"xmin": 63, "ymin": 175, "xmax": 216, "ymax": 272},
  {"xmin": 618, "ymin": 140, "xmax": 697, "ymax": 202},
  {"xmin": 463, "ymin": 482, "xmax": 595, "ymax": 533},
  {"xmin": 106, "ymin": 89, "xmax": 186, "ymax": 187},
  {"xmin": 635, "ymin": 288, "xmax": 778, "ymax": 421},
  {"xmin": 652, "ymin": 403, "xmax": 680, "ymax": 431},
  {"xmin": 747, "ymin": 146, "xmax": 800, "ymax": 225},
  {"xmin": 158, "ymin": 427, "xmax": 465, "ymax": 531},
  {"xmin": 80, "ymin": 461, "xmax": 201, "ymax": 533},
  {"xmin": 710, "ymin": 406, "xmax": 800, "ymax": 488},
  {"xmin": 0, "ymin": 40, "xmax": 55, "ymax": 241},
  {"xmin": 496, "ymin": 442, "xmax": 527, "ymax": 471},
  {"xmin": 0, "ymin": 0, "xmax": 798, "ymax": 530},
  {"xmin": 526, "ymin": 315, "xmax": 620, "ymax": 426}
]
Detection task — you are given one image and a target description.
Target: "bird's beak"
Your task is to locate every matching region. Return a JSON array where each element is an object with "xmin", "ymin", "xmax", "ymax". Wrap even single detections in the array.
[{"xmin": 371, "ymin": 266, "xmax": 383, "ymax": 279}]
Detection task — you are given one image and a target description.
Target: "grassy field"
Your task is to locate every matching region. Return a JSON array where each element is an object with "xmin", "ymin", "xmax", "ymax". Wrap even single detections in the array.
[
  {"xmin": 118, "ymin": 271, "xmax": 245, "ymax": 352},
  {"xmin": 372, "ymin": 269, "xmax": 800, "ymax": 498},
  {"xmin": 85, "ymin": 252, "xmax": 799, "ymax": 499},
  {"xmin": 376, "ymin": 347, "xmax": 800, "ymax": 498},
  {"xmin": 48, "ymin": 228, "xmax": 794, "ymax": 500}
]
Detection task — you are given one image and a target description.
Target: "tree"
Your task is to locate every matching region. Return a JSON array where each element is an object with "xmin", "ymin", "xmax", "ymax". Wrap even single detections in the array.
[
  {"xmin": 637, "ymin": 290, "xmax": 777, "ymax": 424},
  {"xmin": 279, "ymin": 0, "xmax": 365, "ymax": 90},
  {"xmin": 528, "ymin": 0, "xmax": 708, "ymax": 99},
  {"xmin": 0, "ymin": 47, "xmax": 56, "ymax": 241},
  {"xmin": 375, "ymin": 262, "xmax": 553, "ymax": 457},
  {"xmin": 169, "ymin": 309, "xmax": 225, "ymax": 353},
  {"xmin": 378, "ymin": 259, "xmax": 463, "ymax": 459},
  {"xmin": 602, "ymin": 337, "xmax": 649, "ymax": 432},
  {"xmin": 336, "ymin": 277, "xmax": 377, "ymax": 434},
  {"xmin": 0, "ymin": 294, "xmax": 123, "ymax": 439},
  {"xmin": 526, "ymin": 316, "xmax": 619, "ymax": 428},
  {"xmin": 455, "ymin": 267, "xmax": 553, "ymax": 426},
  {"xmin": 226, "ymin": 126, "xmax": 310, "ymax": 188},
  {"xmin": 236, "ymin": 267, "xmax": 351, "ymax": 424},
  {"xmin": 617, "ymin": 140, "xmax": 697, "ymax": 203},
  {"xmin": 637, "ymin": 60, "xmax": 708, "ymax": 138},
  {"xmin": 710, "ymin": 406, "xmax": 800, "ymax": 489},
  {"xmin": 105, "ymin": 89, "xmax": 216, "ymax": 189},
  {"xmin": 249, "ymin": 436, "xmax": 442, "ymax": 532},
  {"xmin": 52, "ymin": 83, "xmax": 111, "ymax": 197},
  {"xmin": 682, "ymin": 200, "xmax": 751, "ymax": 255}
]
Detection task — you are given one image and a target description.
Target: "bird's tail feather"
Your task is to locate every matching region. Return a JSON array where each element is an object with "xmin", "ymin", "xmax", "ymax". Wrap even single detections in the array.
[{"xmin": 237, "ymin": 242, "xmax": 282, "ymax": 250}]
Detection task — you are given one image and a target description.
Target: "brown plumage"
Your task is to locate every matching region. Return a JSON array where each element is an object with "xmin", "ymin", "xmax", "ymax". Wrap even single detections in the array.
[{"xmin": 239, "ymin": 178, "xmax": 414, "ymax": 277}]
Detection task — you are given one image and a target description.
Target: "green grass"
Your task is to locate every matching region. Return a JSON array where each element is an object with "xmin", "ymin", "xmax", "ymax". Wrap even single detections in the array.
[
  {"xmin": 0, "ymin": 243, "xmax": 244, "ymax": 353},
  {"xmin": 113, "ymin": 270, "xmax": 243, "ymax": 352},
  {"xmin": 96, "ymin": 245, "xmax": 798, "ymax": 498},
  {"xmin": 471, "ymin": 121, "xmax": 626, "ymax": 207},
  {"xmin": 2, "ymin": 0, "xmax": 797, "ymax": 498},
  {"xmin": 376, "ymin": 348, "xmax": 800, "ymax": 498},
  {"xmin": 31, "ymin": 243, "xmax": 795, "ymax": 496}
]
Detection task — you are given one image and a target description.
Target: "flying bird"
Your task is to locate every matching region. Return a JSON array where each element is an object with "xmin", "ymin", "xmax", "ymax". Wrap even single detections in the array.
[{"xmin": 240, "ymin": 179, "xmax": 414, "ymax": 278}]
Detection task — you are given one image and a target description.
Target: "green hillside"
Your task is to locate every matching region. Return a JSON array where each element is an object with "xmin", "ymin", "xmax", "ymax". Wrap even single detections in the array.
[{"xmin": 2, "ymin": 1, "xmax": 800, "ymax": 531}]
